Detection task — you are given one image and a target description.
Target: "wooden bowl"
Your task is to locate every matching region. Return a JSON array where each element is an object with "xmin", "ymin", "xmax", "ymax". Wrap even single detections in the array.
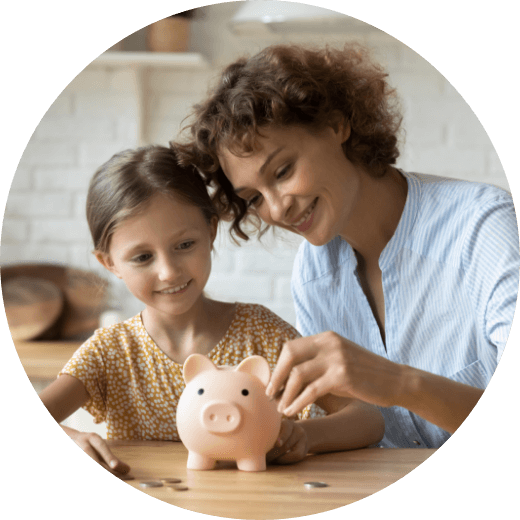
[
  {"xmin": 1, "ymin": 263, "xmax": 108, "ymax": 340},
  {"xmin": 2, "ymin": 277, "xmax": 64, "ymax": 341}
]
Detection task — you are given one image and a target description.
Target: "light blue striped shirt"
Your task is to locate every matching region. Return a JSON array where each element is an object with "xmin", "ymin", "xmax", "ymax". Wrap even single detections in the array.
[{"xmin": 292, "ymin": 171, "xmax": 519, "ymax": 448}]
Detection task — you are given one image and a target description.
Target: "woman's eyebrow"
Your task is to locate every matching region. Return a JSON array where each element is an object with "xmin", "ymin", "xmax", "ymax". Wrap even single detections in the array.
[{"xmin": 234, "ymin": 147, "xmax": 283, "ymax": 194}]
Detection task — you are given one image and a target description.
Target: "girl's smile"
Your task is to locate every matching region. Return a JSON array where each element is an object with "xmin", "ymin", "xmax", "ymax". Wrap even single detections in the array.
[
  {"xmin": 96, "ymin": 192, "xmax": 217, "ymax": 322},
  {"xmin": 156, "ymin": 280, "xmax": 191, "ymax": 295}
]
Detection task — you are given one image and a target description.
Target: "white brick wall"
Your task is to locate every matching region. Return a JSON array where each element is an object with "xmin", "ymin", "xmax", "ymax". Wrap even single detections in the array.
[
  {"xmin": 5, "ymin": 3, "xmax": 509, "ymax": 434},
  {"xmin": 1, "ymin": 3, "xmax": 510, "ymax": 332}
]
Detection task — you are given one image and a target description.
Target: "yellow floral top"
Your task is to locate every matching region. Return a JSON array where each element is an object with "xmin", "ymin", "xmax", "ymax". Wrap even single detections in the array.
[{"xmin": 60, "ymin": 303, "xmax": 325, "ymax": 440}]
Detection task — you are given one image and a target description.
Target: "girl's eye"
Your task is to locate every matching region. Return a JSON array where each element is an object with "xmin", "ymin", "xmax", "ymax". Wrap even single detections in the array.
[
  {"xmin": 178, "ymin": 241, "xmax": 194, "ymax": 250},
  {"xmin": 132, "ymin": 253, "xmax": 152, "ymax": 264}
]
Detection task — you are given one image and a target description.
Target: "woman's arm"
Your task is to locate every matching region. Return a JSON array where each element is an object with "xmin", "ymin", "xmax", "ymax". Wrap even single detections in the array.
[
  {"xmin": 39, "ymin": 375, "xmax": 130, "ymax": 475},
  {"xmin": 267, "ymin": 332, "xmax": 483, "ymax": 435},
  {"xmin": 398, "ymin": 365, "xmax": 484, "ymax": 434}
]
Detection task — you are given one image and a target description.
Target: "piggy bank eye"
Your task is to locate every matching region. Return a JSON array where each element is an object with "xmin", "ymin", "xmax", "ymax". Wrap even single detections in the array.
[
  {"xmin": 241, "ymin": 389, "xmax": 249, "ymax": 396},
  {"xmin": 198, "ymin": 388, "xmax": 204, "ymax": 395}
]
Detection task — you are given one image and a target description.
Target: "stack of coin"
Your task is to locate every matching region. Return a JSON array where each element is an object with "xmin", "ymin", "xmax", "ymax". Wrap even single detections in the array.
[{"xmin": 138, "ymin": 477, "xmax": 188, "ymax": 491}]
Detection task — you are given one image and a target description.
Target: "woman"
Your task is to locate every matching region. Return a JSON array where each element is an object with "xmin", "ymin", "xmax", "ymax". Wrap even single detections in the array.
[{"xmin": 174, "ymin": 43, "xmax": 519, "ymax": 448}]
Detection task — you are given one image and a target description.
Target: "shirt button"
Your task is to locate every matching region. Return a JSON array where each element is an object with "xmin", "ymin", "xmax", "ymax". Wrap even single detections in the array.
[{"xmin": 413, "ymin": 440, "xmax": 421, "ymax": 445}]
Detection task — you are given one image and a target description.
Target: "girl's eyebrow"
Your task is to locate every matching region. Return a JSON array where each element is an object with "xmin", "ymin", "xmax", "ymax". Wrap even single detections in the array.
[{"xmin": 234, "ymin": 147, "xmax": 283, "ymax": 195}]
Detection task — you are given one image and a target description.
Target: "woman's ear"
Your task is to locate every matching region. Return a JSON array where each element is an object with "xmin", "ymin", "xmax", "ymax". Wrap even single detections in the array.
[
  {"xmin": 95, "ymin": 251, "xmax": 122, "ymax": 279},
  {"xmin": 329, "ymin": 111, "xmax": 351, "ymax": 144}
]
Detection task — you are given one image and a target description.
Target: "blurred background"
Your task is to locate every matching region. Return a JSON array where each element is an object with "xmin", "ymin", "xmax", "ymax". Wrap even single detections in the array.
[{"xmin": 0, "ymin": 1, "xmax": 509, "ymax": 435}]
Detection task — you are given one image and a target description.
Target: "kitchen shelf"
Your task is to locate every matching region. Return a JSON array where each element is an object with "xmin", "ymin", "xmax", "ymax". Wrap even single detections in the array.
[
  {"xmin": 87, "ymin": 51, "xmax": 210, "ymax": 145},
  {"xmin": 92, "ymin": 51, "xmax": 209, "ymax": 69}
]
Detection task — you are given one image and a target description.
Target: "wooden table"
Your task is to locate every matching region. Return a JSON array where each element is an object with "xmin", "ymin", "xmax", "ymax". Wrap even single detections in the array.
[
  {"xmin": 13, "ymin": 340, "xmax": 81, "ymax": 380},
  {"xmin": 109, "ymin": 440, "xmax": 435, "ymax": 519}
]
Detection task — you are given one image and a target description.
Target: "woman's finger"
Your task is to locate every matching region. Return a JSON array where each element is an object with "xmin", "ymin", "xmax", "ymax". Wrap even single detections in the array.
[
  {"xmin": 277, "ymin": 358, "xmax": 328, "ymax": 414},
  {"xmin": 283, "ymin": 376, "xmax": 336, "ymax": 417},
  {"xmin": 267, "ymin": 337, "xmax": 317, "ymax": 398}
]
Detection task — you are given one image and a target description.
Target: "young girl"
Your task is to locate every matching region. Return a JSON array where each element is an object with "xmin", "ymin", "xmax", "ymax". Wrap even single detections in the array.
[{"xmin": 39, "ymin": 145, "xmax": 384, "ymax": 477}]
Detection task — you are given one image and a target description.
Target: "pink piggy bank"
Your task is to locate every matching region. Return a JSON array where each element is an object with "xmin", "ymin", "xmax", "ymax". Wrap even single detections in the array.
[{"xmin": 176, "ymin": 354, "xmax": 282, "ymax": 472}]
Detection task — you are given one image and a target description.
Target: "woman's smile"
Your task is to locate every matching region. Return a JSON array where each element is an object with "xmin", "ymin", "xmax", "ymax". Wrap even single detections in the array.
[
  {"xmin": 292, "ymin": 198, "xmax": 318, "ymax": 232},
  {"xmin": 220, "ymin": 123, "xmax": 358, "ymax": 247}
]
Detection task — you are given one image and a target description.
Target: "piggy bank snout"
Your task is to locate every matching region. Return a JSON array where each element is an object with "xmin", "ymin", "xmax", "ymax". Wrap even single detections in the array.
[{"xmin": 200, "ymin": 401, "xmax": 242, "ymax": 433}]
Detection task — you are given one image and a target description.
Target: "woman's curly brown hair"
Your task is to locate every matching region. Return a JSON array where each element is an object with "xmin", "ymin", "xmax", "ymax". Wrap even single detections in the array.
[{"xmin": 174, "ymin": 42, "xmax": 402, "ymax": 241}]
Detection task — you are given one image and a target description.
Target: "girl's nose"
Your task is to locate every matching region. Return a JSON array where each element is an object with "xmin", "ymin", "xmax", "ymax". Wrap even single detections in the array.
[{"xmin": 157, "ymin": 256, "xmax": 179, "ymax": 282}]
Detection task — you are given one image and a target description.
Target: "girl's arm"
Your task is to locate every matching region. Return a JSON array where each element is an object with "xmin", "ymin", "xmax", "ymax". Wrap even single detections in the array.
[
  {"xmin": 267, "ymin": 396, "xmax": 384, "ymax": 464},
  {"xmin": 39, "ymin": 374, "xmax": 89, "ymax": 423},
  {"xmin": 39, "ymin": 374, "xmax": 130, "ymax": 475},
  {"xmin": 302, "ymin": 396, "xmax": 384, "ymax": 454}
]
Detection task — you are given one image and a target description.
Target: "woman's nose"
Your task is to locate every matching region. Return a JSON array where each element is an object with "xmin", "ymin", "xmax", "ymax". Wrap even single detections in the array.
[{"xmin": 265, "ymin": 191, "xmax": 291, "ymax": 223}]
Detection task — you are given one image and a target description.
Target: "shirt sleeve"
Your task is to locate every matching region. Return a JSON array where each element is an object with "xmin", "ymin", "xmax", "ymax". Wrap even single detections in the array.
[
  {"xmin": 59, "ymin": 334, "xmax": 108, "ymax": 423},
  {"xmin": 462, "ymin": 193, "xmax": 520, "ymax": 362}
]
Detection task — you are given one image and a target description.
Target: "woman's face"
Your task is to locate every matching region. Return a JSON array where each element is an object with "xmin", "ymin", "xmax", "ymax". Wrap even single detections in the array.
[{"xmin": 219, "ymin": 123, "xmax": 361, "ymax": 247}]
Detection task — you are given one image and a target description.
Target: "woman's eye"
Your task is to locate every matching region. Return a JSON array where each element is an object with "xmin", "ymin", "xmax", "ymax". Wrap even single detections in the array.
[
  {"xmin": 247, "ymin": 194, "xmax": 262, "ymax": 208},
  {"xmin": 276, "ymin": 165, "xmax": 290, "ymax": 179}
]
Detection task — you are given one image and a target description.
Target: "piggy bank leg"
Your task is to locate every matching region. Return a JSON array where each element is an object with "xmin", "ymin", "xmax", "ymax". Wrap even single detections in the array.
[
  {"xmin": 187, "ymin": 451, "xmax": 217, "ymax": 470},
  {"xmin": 236, "ymin": 457, "xmax": 266, "ymax": 472}
]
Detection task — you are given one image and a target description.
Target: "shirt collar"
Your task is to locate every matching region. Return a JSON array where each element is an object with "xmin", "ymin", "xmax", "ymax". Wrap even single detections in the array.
[{"xmin": 379, "ymin": 170, "xmax": 421, "ymax": 270}]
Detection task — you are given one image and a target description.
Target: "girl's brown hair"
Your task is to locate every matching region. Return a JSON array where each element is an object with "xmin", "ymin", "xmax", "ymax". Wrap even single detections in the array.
[
  {"xmin": 87, "ymin": 145, "xmax": 218, "ymax": 254},
  {"xmin": 175, "ymin": 43, "xmax": 402, "ymax": 241}
]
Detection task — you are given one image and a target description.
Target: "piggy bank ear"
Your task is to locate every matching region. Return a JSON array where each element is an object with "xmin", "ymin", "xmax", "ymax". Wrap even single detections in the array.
[
  {"xmin": 183, "ymin": 354, "xmax": 217, "ymax": 384},
  {"xmin": 235, "ymin": 356, "xmax": 271, "ymax": 387}
]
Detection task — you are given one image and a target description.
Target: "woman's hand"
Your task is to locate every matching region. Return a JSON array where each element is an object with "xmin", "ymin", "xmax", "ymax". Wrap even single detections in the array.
[
  {"xmin": 266, "ymin": 331, "xmax": 406, "ymax": 417},
  {"xmin": 62, "ymin": 425, "xmax": 131, "ymax": 478},
  {"xmin": 266, "ymin": 418, "xmax": 309, "ymax": 465}
]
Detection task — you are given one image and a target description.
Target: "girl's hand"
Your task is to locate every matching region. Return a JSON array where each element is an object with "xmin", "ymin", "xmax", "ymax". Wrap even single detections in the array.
[
  {"xmin": 266, "ymin": 418, "xmax": 308, "ymax": 465},
  {"xmin": 266, "ymin": 331, "xmax": 407, "ymax": 417},
  {"xmin": 62, "ymin": 425, "xmax": 131, "ymax": 478}
]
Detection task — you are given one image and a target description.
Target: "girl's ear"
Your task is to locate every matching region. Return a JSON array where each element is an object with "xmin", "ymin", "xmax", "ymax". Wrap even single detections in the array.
[
  {"xmin": 95, "ymin": 251, "xmax": 122, "ymax": 279},
  {"xmin": 209, "ymin": 215, "xmax": 219, "ymax": 246}
]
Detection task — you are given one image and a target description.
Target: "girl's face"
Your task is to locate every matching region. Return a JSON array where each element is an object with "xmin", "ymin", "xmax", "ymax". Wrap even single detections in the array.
[
  {"xmin": 218, "ymin": 122, "xmax": 360, "ymax": 247},
  {"xmin": 97, "ymin": 193, "xmax": 217, "ymax": 320}
]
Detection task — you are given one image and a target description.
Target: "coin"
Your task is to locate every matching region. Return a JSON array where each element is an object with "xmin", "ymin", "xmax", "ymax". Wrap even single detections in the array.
[
  {"xmin": 161, "ymin": 478, "xmax": 182, "ymax": 484},
  {"xmin": 167, "ymin": 484, "xmax": 189, "ymax": 491},
  {"xmin": 304, "ymin": 481, "xmax": 328, "ymax": 489},
  {"xmin": 139, "ymin": 480, "xmax": 164, "ymax": 488}
]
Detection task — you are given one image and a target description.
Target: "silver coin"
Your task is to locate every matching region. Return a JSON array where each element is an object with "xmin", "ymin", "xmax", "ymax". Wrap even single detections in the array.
[
  {"xmin": 161, "ymin": 478, "xmax": 182, "ymax": 484},
  {"xmin": 139, "ymin": 480, "xmax": 164, "ymax": 488},
  {"xmin": 304, "ymin": 481, "xmax": 328, "ymax": 489},
  {"xmin": 167, "ymin": 484, "xmax": 189, "ymax": 491}
]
